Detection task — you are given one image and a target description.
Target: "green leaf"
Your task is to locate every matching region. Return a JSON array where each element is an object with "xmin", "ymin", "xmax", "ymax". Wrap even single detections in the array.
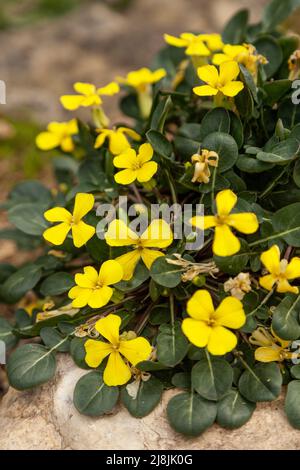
[
  {"xmin": 40, "ymin": 272, "xmax": 75, "ymax": 296},
  {"xmin": 222, "ymin": 9, "xmax": 248, "ymax": 44},
  {"xmin": 137, "ymin": 360, "xmax": 171, "ymax": 372},
  {"xmin": 214, "ymin": 240, "xmax": 249, "ymax": 275},
  {"xmin": 202, "ymin": 132, "xmax": 238, "ymax": 172},
  {"xmin": 149, "ymin": 305, "xmax": 170, "ymax": 325},
  {"xmin": 121, "ymin": 376, "xmax": 163, "ymax": 418},
  {"xmin": 236, "ymin": 155, "xmax": 274, "ymax": 173},
  {"xmin": 255, "ymin": 35, "xmax": 283, "ymax": 78},
  {"xmin": 262, "ymin": 0, "xmax": 300, "ymax": 31},
  {"xmin": 238, "ymin": 362, "xmax": 282, "ymax": 402},
  {"xmin": 167, "ymin": 392, "xmax": 217, "ymax": 436},
  {"xmin": 1, "ymin": 263, "xmax": 42, "ymax": 303},
  {"xmin": 116, "ymin": 262, "xmax": 149, "ymax": 292},
  {"xmin": 150, "ymin": 257, "xmax": 182, "ymax": 288},
  {"xmin": 150, "ymin": 95, "xmax": 172, "ymax": 132},
  {"xmin": 70, "ymin": 337, "xmax": 90, "ymax": 369},
  {"xmin": 40, "ymin": 327, "xmax": 70, "ymax": 352},
  {"xmin": 8, "ymin": 181, "xmax": 52, "ymax": 205},
  {"xmin": 191, "ymin": 354, "xmax": 233, "ymax": 401},
  {"xmin": 217, "ymin": 390, "xmax": 256, "ymax": 429},
  {"xmin": 263, "ymin": 80, "xmax": 292, "ymax": 106},
  {"xmin": 229, "ymin": 111, "xmax": 244, "ymax": 149},
  {"xmin": 285, "ymin": 380, "xmax": 300, "ymax": 429},
  {"xmin": 272, "ymin": 294, "xmax": 300, "ymax": 340},
  {"xmin": 73, "ymin": 371, "xmax": 119, "ymax": 417},
  {"xmin": 156, "ymin": 321, "xmax": 189, "ymax": 367},
  {"xmin": 291, "ymin": 364, "xmax": 300, "ymax": 379},
  {"xmin": 171, "ymin": 371, "xmax": 191, "ymax": 389},
  {"xmin": 257, "ymin": 138, "xmax": 299, "ymax": 163},
  {"xmin": 272, "ymin": 203, "xmax": 300, "ymax": 246},
  {"xmin": 146, "ymin": 130, "xmax": 172, "ymax": 160},
  {"xmin": 199, "ymin": 108, "xmax": 230, "ymax": 140},
  {"xmin": 0, "ymin": 317, "xmax": 18, "ymax": 349},
  {"xmin": 8, "ymin": 202, "xmax": 49, "ymax": 236},
  {"xmin": 7, "ymin": 344, "xmax": 57, "ymax": 390}
]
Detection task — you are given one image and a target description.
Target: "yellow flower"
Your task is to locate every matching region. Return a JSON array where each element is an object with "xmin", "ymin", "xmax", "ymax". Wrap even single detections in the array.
[
  {"xmin": 191, "ymin": 149, "xmax": 219, "ymax": 184},
  {"xmin": 84, "ymin": 313, "xmax": 152, "ymax": 386},
  {"xmin": 259, "ymin": 245, "xmax": 300, "ymax": 294},
  {"xmin": 68, "ymin": 261, "xmax": 123, "ymax": 308},
  {"xmin": 117, "ymin": 68, "xmax": 166, "ymax": 92},
  {"xmin": 36, "ymin": 119, "xmax": 78, "ymax": 152},
  {"xmin": 60, "ymin": 81, "xmax": 119, "ymax": 110},
  {"xmin": 250, "ymin": 327, "xmax": 293, "ymax": 363},
  {"xmin": 94, "ymin": 127, "xmax": 141, "ymax": 155},
  {"xmin": 190, "ymin": 189, "xmax": 259, "ymax": 257},
  {"xmin": 164, "ymin": 33, "xmax": 223, "ymax": 56},
  {"xmin": 213, "ymin": 44, "xmax": 268, "ymax": 79},
  {"xmin": 105, "ymin": 218, "xmax": 173, "ymax": 280},
  {"xmin": 117, "ymin": 68, "xmax": 166, "ymax": 119},
  {"xmin": 113, "ymin": 143, "xmax": 157, "ymax": 185},
  {"xmin": 182, "ymin": 289, "xmax": 246, "ymax": 355},
  {"xmin": 43, "ymin": 193, "xmax": 95, "ymax": 248},
  {"xmin": 193, "ymin": 61, "xmax": 244, "ymax": 98}
]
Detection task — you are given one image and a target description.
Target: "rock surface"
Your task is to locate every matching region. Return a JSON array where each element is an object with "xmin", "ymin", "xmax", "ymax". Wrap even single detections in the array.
[{"xmin": 0, "ymin": 355, "xmax": 299, "ymax": 450}]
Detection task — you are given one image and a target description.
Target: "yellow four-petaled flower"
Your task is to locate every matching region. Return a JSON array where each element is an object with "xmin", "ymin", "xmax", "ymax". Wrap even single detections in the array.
[
  {"xmin": 94, "ymin": 127, "xmax": 141, "ymax": 155},
  {"xmin": 60, "ymin": 81, "xmax": 119, "ymax": 110},
  {"xmin": 193, "ymin": 61, "xmax": 244, "ymax": 98},
  {"xmin": 113, "ymin": 143, "xmax": 157, "ymax": 185},
  {"xmin": 259, "ymin": 245, "xmax": 300, "ymax": 294},
  {"xmin": 36, "ymin": 119, "xmax": 78, "ymax": 152},
  {"xmin": 164, "ymin": 33, "xmax": 224, "ymax": 56}
]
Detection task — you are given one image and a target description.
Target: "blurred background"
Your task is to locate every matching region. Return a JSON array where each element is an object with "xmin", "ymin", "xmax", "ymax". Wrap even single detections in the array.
[{"xmin": 0, "ymin": 0, "xmax": 272, "ymax": 264}]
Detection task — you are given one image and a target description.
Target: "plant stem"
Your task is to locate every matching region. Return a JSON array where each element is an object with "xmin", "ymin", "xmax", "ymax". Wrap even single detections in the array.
[
  {"xmin": 164, "ymin": 169, "xmax": 177, "ymax": 205},
  {"xmin": 170, "ymin": 293, "xmax": 175, "ymax": 325}
]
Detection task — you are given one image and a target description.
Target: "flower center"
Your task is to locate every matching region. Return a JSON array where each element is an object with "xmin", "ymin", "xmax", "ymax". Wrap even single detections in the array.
[
  {"xmin": 131, "ymin": 161, "xmax": 143, "ymax": 170},
  {"xmin": 94, "ymin": 281, "xmax": 104, "ymax": 290},
  {"xmin": 215, "ymin": 214, "xmax": 228, "ymax": 226}
]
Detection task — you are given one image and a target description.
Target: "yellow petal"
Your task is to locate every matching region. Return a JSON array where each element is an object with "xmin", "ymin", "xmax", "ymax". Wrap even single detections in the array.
[
  {"xmin": 151, "ymin": 68, "xmax": 167, "ymax": 83},
  {"xmin": 255, "ymin": 346, "xmax": 281, "ymax": 363},
  {"xmin": 84, "ymin": 339, "xmax": 112, "ymax": 367},
  {"xmin": 97, "ymin": 82, "xmax": 120, "ymax": 96},
  {"xmin": 207, "ymin": 326, "xmax": 237, "ymax": 355},
  {"xmin": 260, "ymin": 245, "xmax": 281, "ymax": 274},
  {"xmin": 276, "ymin": 279, "xmax": 298, "ymax": 294},
  {"xmin": 105, "ymin": 219, "xmax": 139, "ymax": 246},
  {"xmin": 219, "ymin": 81, "xmax": 244, "ymax": 97},
  {"xmin": 223, "ymin": 44, "xmax": 247, "ymax": 59},
  {"xmin": 119, "ymin": 127, "xmax": 141, "ymax": 141},
  {"xmin": 164, "ymin": 33, "xmax": 188, "ymax": 48},
  {"xmin": 115, "ymin": 250, "xmax": 141, "ymax": 281},
  {"xmin": 212, "ymin": 53, "xmax": 230, "ymax": 65},
  {"xmin": 187, "ymin": 289, "xmax": 214, "ymax": 321},
  {"xmin": 193, "ymin": 85, "xmax": 219, "ymax": 96},
  {"xmin": 141, "ymin": 248, "xmax": 164, "ymax": 270},
  {"xmin": 99, "ymin": 259, "xmax": 123, "ymax": 285},
  {"xmin": 182, "ymin": 318, "xmax": 211, "ymax": 348},
  {"xmin": 219, "ymin": 61, "xmax": 240, "ymax": 85},
  {"xmin": 61, "ymin": 137, "xmax": 74, "ymax": 152},
  {"xmin": 103, "ymin": 351, "xmax": 131, "ymax": 386},
  {"xmin": 186, "ymin": 41, "xmax": 210, "ymax": 56},
  {"xmin": 216, "ymin": 189, "xmax": 237, "ymax": 216},
  {"xmin": 113, "ymin": 148, "xmax": 137, "ymax": 169},
  {"xmin": 109, "ymin": 131, "xmax": 130, "ymax": 155},
  {"xmin": 73, "ymin": 82, "xmax": 96, "ymax": 95},
  {"xmin": 190, "ymin": 215, "xmax": 217, "ymax": 230},
  {"xmin": 138, "ymin": 143, "xmax": 154, "ymax": 164},
  {"xmin": 94, "ymin": 130, "xmax": 109, "ymax": 149},
  {"xmin": 75, "ymin": 266, "xmax": 98, "ymax": 288},
  {"xmin": 119, "ymin": 337, "xmax": 152, "ymax": 366},
  {"xmin": 228, "ymin": 213, "xmax": 259, "ymax": 234},
  {"xmin": 71, "ymin": 221, "xmax": 95, "ymax": 248},
  {"xmin": 136, "ymin": 162, "xmax": 158, "ymax": 182},
  {"xmin": 95, "ymin": 313, "xmax": 121, "ymax": 345},
  {"xmin": 60, "ymin": 95, "xmax": 85, "ymax": 110},
  {"xmin": 69, "ymin": 286, "xmax": 92, "ymax": 308},
  {"xmin": 36, "ymin": 132, "xmax": 61, "ymax": 150},
  {"xmin": 73, "ymin": 193, "xmax": 95, "ymax": 222},
  {"xmin": 43, "ymin": 222, "xmax": 71, "ymax": 245},
  {"xmin": 66, "ymin": 118, "xmax": 78, "ymax": 134},
  {"xmin": 214, "ymin": 296, "xmax": 246, "ymax": 329},
  {"xmin": 197, "ymin": 65, "xmax": 219, "ymax": 87},
  {"xmin": 114, "ymin": 169, "xmax": 137, "ymax": 185},
  {"xmin": 259, "ymin": 274, "xmax": 276, "ymax": 291},
  {"xmin": 285, "ymin": 257, "xmax": 300, "ymax": 280},
  {"xmin": 88, "ymin": 286, "xmax": 113, "ymax": 308},
  {"xmin": 44, "ymin": 207, "xmax": 72, "ymax": 223},
  {"xmin": 213, "ymin": 225, "xmax": 240, "ymax": 256},
  {"xmin": 81, "ymin": 95, "xmax": 102, "ymax": 107},
  {"xmin": 140, "ymin": 219, "xmax": 173, "ymax": 248}
]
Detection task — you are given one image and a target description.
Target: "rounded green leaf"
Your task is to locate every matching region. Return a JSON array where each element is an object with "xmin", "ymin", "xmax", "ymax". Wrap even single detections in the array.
[
  {"xmin": 272, "ymin": 203, "xmax": 300, "ymax": 246},
  {"xmin": 40, "ymin": 327, "xmax": 70, "ymax": 352},
  {"xmin": 73, "ymin": 371, "xmax": 119, "ymax": 417},
  {"xmin": 156, "ymin": 322, "xmax": 189, "ymax": 367},
  {"xmin": 40, "ymin": 272, "xmax": 75, "ymax": 296},
  {"xmin": 8, "ymin": 202, "xmax": 49, "ymax": 236},
  {"xmin": 146, "ymin": 130, "xmax": 172, "ymax": 160},
  {"xmin": 272, "ymin": 294, "xmax": 300, "ymax": 340},
  {"xmin": 202, "ymin": 132, "xmax": 238, "ymax": 172},
  {"xmin": 199, "ymin": 108, "xmax": 230, "ymax": 140},
  {"xmin": 0, "ymin": 317, "xmax": 18, "ymax": 350},
  {"xmin": 7, "ymin": 344, "xmax": 56, "ymax": 390},
  {"xmin": 192, "ymin": 355, "xmax": 233, "ymax": 401},
  {"xmin": 285, "ymin": 380, "xmax": 300, "ymax": 429},
  {"xmin": 70, "ymin": 337, "xmax": 90, "ymax": 369},
  {"xmin": 238, "ymin": 362, "xmax": 282, "ymax": 402},
  {"xmin": 167, "ymin": 392, "xmax": 217, "ymax": 436},
  {"xmin": 121, "ymin": 376, "xmax": 163, "ymax": 418},
  {"xmin": 254, "ymin": 36, "xmax": 283, "ymax": 78},
  {"xmin": 150, "ymin": 257, "xmax": 182, "ymax": 288},
  {"xmin": 1, "ymin": 264, "xmax": 42, "ymax": 303},
  {"xmin": 217, "ymin": 390, "xmax": 256, "ymax": 429}
]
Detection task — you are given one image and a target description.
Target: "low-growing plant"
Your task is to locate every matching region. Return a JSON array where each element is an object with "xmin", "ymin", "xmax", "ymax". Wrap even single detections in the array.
[{"xmin": 2, "ymin": 0, "xmax": 300, "ymax": 437}]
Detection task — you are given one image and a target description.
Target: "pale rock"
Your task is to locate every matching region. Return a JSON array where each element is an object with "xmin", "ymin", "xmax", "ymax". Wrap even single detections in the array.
[{"xmin": 0, "ymin": 354, "xmax": 299, "ymax": 450}]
